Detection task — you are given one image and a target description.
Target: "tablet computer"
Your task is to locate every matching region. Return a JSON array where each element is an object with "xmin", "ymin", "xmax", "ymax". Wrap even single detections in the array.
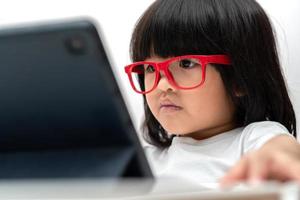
[{"xmin": 0, "ymin": 18, "xmax": 152, "ymax": 179}]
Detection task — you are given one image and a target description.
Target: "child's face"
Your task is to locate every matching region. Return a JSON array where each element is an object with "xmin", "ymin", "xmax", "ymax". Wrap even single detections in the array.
[{"xmin": 145, "ymin": 56, "xmax": 236, "ymax": 140}]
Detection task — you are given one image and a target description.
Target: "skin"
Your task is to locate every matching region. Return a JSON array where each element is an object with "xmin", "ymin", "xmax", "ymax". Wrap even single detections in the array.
[
  {"xmin": 145, "ymin": 56, "xmax": 236, "ymax": 140},
  {"xmin": 144, "ymin": 55, "xmax": 300, "ymax": 184},
  {"xmin": 220, "ymin": 135, "xmax": 300, "ymax": 185}
]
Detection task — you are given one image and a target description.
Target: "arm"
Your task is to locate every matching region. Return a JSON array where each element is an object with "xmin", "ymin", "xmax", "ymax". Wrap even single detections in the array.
[{"xmin": 220, "ymin": 135, "xmax": 300, "ymax": 185}]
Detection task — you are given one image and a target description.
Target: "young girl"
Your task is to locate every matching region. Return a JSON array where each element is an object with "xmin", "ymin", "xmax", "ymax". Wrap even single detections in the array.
[{"xmin": 125, "ymin": 0, "xmax": 300, "ymax": 188}]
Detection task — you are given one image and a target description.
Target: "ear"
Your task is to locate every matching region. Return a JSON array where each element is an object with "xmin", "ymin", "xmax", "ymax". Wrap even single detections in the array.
[
  {"xmin": 233, "ymin": 85, "xmax": 246, "ymax": 97},
  {"xmin": 235, "ymin": 91, "xmax": 245, "ymax": 97}
]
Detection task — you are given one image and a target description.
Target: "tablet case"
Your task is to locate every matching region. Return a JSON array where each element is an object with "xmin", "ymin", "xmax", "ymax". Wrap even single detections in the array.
[{"xmin": 0, "ymin": 19, "xmax": 152, "ymax": 179}]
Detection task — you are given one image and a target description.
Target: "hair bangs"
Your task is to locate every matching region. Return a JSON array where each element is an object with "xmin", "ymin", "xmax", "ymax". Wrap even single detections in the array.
[{"xmin": 130, "ymin": 0, "xmax": 226, "ymax": 62}]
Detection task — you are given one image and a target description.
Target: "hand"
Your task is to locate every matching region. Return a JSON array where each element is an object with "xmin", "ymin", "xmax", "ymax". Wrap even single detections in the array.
[{"xmin": 220, "ymin": 135, "xmax": 300, "ymax": 186}]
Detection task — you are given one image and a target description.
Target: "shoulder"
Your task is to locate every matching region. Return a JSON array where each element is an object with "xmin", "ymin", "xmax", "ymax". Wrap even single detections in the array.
[
  {"xmin": 240, "ymin": 121, "xmax": 291, "ymax": 153},
  {"xmin": 242, "ymin": 121, "xmax": 289, "ymax": 136}
]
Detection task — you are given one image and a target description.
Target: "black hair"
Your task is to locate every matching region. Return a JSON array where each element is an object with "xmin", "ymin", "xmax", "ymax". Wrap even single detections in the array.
[{"xmin": 130, "ymin": 0, "xmax": 297, "ymax": 147}]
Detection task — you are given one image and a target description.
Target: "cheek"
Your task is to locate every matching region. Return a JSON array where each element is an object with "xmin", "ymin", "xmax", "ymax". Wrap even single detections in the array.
[
  {"xmin": 187, "ymin": 70, "xmax": 234, "ymax": 124},
  {"xmin": 190, "ymin": 90, "xmax": 233, "ymax": 120},
  {"xmin": 145, "ymin": 94, "xmax": 157, "ymax": 116}
]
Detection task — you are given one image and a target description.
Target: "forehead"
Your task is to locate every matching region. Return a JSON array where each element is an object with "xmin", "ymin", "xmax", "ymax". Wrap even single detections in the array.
[{"xmin": 144, "ymin": 55, "xmax": 172, "ymax": 62}]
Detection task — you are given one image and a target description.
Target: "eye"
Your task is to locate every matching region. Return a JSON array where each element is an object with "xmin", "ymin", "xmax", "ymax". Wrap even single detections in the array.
[
  {"xmin": 145, "ymin": 64, "xmax": 155, "ymax": 73},
  {"xmin": 179, "ymin": 59, "xmax": 198, "ymax": 69}
]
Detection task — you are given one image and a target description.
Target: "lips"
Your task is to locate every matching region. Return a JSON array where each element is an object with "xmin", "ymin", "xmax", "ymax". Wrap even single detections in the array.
[
  {"xmin": 160, "ymin": 104, "xmax": 182, "ymax": 109},
  {"xmin": 159, "ymin": 100, "xmax": 183, "ymax": 111}
]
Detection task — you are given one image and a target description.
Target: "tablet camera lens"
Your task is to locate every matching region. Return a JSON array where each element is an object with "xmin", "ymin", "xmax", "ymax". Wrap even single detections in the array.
[{"xmin": 65, "ymin": 36, "xmax": 86, "ymax": 55}]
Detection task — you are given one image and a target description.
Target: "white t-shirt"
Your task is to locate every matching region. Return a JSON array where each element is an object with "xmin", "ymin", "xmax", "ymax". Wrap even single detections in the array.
[{"xmin": 143, "ymin": 121, "xmax": 292, "ymax": 189}]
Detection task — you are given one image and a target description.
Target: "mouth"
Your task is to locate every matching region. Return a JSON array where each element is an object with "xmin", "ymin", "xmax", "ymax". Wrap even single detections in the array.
[{"xmin": 159, "ymin": 103, "xmax": 183, "ymax": 112}]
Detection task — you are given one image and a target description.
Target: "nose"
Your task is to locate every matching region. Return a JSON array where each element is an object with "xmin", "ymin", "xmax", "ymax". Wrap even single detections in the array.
[{"xmin": 156, "ymin": 71, "xmax": 176, "ymax": 92}]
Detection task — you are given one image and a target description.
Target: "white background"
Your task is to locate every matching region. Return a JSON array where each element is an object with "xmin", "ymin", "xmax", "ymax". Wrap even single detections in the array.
[{"xmin": 0, "ymin": 0, "xmax": 299, "ymax": 140}]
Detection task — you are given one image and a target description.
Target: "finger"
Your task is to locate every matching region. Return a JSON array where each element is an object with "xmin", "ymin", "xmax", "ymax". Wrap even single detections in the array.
[
  {"xmin": 247, "ymin": 152, "xmax": 269, "ymax": 184},
  {"xmin": 220, "ymin": 156, "xmax": 248, "ymax": 186}
]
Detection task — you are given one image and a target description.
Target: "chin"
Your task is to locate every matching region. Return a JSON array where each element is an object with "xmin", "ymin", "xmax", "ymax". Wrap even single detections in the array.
[{"xmin": 162, "ymin": 124, "xmax": 190, "ymax": 135}]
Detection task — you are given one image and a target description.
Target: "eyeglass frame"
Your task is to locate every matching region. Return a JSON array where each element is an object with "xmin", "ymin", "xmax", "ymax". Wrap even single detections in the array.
[{"xmin": 124, "ymin": 55, "xmax": 231, "ymax": 94}]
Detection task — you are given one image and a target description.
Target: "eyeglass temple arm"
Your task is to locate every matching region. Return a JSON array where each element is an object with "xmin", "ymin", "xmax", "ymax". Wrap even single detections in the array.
[{"xmin": 206, "ymin": 55, "xmax": 231, "ymax": 65}]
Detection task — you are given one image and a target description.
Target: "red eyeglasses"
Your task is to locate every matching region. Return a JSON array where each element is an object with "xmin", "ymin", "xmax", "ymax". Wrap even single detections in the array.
[{"xmin": 124, "ymin": 55, "xmax": 231, "ymax": 94}]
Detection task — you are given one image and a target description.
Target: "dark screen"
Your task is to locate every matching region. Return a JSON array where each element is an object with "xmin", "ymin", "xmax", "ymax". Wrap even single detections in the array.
[{"xmin": 0, "ymin": 20, "xmax": 152, "ymax": 178}]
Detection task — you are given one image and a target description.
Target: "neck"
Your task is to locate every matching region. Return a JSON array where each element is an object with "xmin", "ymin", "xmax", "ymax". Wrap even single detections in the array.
[{"xmin": 182, "ymin": 122, "xmax": 237, "ymax": 140}]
